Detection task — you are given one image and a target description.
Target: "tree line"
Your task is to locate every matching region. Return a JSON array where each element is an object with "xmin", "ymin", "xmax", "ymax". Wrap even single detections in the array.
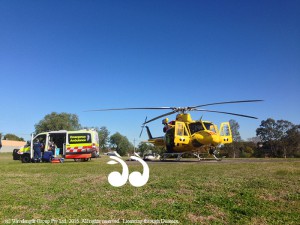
[
  {"xmin": 1, "ymin": 112, "xmax": 299, "ymax": 158},
  {"xmin": 220, "ymin": 118, "xmax": 300, "ymax": 158}
]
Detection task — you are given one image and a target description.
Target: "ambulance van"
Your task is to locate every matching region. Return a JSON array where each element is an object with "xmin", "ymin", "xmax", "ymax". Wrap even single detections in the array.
[{"xmin": 17, "ymin": 129, "xmax": 99, "ymax": 163}]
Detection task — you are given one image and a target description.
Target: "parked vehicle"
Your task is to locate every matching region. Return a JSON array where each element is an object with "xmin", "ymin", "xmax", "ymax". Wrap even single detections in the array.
[{"xmin": 16, "ymin": 129, "xmax": 99, "ymax": 163}]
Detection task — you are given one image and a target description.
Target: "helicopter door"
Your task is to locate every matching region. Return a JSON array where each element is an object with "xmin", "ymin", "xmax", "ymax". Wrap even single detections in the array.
[
  {"xmin": 174, "ymin": 121, "xmax": 190, "ymax": 145},
  {"xmin": 219, "ymin": 122, "xmax": 233, "ymax": 144}
]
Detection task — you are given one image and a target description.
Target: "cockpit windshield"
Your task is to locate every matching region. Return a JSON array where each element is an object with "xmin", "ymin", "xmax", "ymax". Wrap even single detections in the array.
[{"xmin": 189, "ymin": 122, "xmax": 204, "ymax": 134}]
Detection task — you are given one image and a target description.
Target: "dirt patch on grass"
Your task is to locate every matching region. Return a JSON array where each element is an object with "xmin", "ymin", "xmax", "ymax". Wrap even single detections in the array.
[
  {"xmin": 187, "ymin": 213, "xmax": 220, "ymax": 224},
  {"xmin": 105, "ymin": 209, "xmax": 147, "ymax": 219},
  {"xmin": 250, "ymin": 217, "xmax": 268, "ymax": 224},
  {"xmin": 258, "ymin": 193, "xmax": 279, "ymax": 202},
  {"xmin": 73, "ymin": 175, "xmax": 107, "ymax": 185}
]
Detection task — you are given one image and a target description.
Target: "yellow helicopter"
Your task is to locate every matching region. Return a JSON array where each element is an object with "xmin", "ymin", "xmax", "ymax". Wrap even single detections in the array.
[{"xmin": 89, "ymin": 100, "xmax": 262, "ymax": 161}]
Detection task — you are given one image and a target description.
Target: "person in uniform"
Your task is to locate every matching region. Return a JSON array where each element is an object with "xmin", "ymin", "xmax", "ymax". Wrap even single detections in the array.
[{"xmin": 33, "ymin": 139, "xmax": 43, "ymax": 162}]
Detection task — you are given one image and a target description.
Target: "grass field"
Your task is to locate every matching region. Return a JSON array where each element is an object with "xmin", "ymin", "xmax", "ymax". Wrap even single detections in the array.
[{"xmin": 0, "ymin": 153, "xmax": 299, "ymax": 225}]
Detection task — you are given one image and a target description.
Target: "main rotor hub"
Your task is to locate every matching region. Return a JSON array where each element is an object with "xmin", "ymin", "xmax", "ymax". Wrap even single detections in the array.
[{"xmin": 174, "ymin": 107, "xmax": 190, "ymax": 113}]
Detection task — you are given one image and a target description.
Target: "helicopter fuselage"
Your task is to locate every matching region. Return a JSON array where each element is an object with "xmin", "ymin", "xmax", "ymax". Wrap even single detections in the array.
[
  {"xmin": 147, "ymin": 113, "xmax": 232, "ymax": 154},
  {"xmin": 88, "ymin": 99, "xmax": 261, "ymax": 158}
]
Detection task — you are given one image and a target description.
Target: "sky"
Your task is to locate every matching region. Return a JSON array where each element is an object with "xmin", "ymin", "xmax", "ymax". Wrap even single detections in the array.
[{"xmin": 0, "ymin": 0, "xmax": 299, "ymax": 145}]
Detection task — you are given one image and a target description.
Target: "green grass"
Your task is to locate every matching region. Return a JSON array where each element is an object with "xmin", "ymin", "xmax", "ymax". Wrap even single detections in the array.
[{"xmin": 0, "ymin": 153, "xmax": 299, "ymax": 224}]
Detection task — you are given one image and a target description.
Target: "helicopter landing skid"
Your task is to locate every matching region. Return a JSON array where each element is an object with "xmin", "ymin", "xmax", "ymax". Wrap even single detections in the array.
[
  {"xmin": 160, "ymin": 153, "xmax": 185, "ymax": 161},
  {"xmin": 160, "ymin": 152, "xmax": 223, "ymax": 161},
  {"xmin": 193, "ymin": 153, "xmax": 204, "ymax": 161},
  {"xmin": 192, "ymin": 153, "xmax": 222, "ymax": 161},
  {"xmin": 212, "ymin": 154, "xmax": 223, "ymax": 161}
]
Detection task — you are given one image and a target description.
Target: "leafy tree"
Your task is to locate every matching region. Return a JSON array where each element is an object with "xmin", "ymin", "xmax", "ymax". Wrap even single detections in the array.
[
  {"xmin": 220, "ymin": 142, "xmax": 242, "ymax": 158},
  {"xmin": 152, "ymin": 146, "xmax": 166, "ymax": 156},
  {"xmin": 240, "ymin": 145, "xmax": 254, "ymax": 158},
  {"xmin": 3, "ymin": 133, "xmax": 25, "ymax": 141},
  {"xmin": 220, "ymin": 141, "xmax": 256, "ymax": 158},
  {"xmin": 256, "ymin": 118, "xmax": 278, "ymax": 156},
  {"xmin": 256, "ymin": 118, "xmax": 297, "ymax": 157},
  {"xmin": 137, "ymin": 142, "xmax": 148, "ymax": 156},
  {"xmin": 256, "ymin": 118, "xmax": 278, "ymax": 142},
  {"xmin": 276, "ymin": 120, "xmax": 294, "ymax": 138},
  {"xmin": 98, "ymin": 126, "xmax": 110, "ymax": 151},
  {"xmin": 276, "ymin": 120, "xmax": 294, "ymax": 158},
  {"xmin": 136, "ymin": 142, "xmax": 165, "ymax": 158},
  {"xmin": 247, "ymin": 136, "xmax": 261, "ymax": 143},
  {"xmin": 229, "ymin": 119, "xmax": 241, "ymax": 142},
  {"xmin": 228, "ymin": 119, "xmax": 241, "ymax": 158},
  {"xmin": 109, "ymin": 132, "xmax": 133, "ymax": 156},
  {"xmin": 282, "ymin": 125, "xmax": 300, "ymax": 157},
  {"xmin": 137, "ymin": 142, "xmax": 153, "ymax": 156},
  {"xmin": 35, "ymin": 112, "xmax": 81, "ymax": 134}
]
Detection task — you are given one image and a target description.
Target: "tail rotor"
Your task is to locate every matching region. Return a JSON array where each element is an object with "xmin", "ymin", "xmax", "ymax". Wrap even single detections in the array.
[{"xmin": 139, "ymin": 116, "xmax": 147, "ymax": 138}]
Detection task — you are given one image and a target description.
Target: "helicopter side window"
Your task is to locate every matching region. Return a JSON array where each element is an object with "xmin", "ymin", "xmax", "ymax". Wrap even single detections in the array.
[
  {"xmin": 220, "ymin": 124, "xmax": 230, "ymax": 136},
  {"xmin": 204, "ymin": 122, "xmax": 216, "ymax": 133},
  {"xmin": 189, "ymin": 122, "xmax": 204, "ymax": 134},
  {"xmin": 176, "ymin": 123, "xmax": 184, "ymax": 136},
  {"xmin": 175, "ymin": 122, "xmax": 189, "ymax": 137}
]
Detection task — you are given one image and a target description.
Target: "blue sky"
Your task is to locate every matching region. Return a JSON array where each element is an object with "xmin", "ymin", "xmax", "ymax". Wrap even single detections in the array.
[{"xmin": 0, "ymin": 0, "xmax": 299, "ymax": 144}]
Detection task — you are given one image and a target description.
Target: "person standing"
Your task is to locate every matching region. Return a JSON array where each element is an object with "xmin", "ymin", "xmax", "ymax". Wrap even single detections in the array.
[{"xmin": 33, "ymin": 139, "xmax": 43, "ymax": 162}]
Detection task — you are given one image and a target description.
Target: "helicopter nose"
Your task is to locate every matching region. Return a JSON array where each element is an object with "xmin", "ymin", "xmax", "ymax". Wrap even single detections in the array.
[{"xmin": 211, "ymin": 133, "xmax": 221, "ymax": 145}]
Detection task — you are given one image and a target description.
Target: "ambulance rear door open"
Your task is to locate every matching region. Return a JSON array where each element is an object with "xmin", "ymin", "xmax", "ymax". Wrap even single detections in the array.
[
  {"xmin": 30, "ymin": 133, "xmax": 47, "ymax": 159},
  {"xmin": 48, "ymin": 131, "xmax": 68, "ymax": 156},
  {"xmin": 30, "ymin": 131, "xmax": 67, "ymax": 159}
]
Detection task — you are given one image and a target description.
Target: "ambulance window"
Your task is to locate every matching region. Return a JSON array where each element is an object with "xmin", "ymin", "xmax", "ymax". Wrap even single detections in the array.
[
  {"xmin": 35, "ymin": 134, "xmax": 46, "ymax": 145},
  {"xmin": 68, "ymin": 133, "xmax": 92, "ymax": 144}
]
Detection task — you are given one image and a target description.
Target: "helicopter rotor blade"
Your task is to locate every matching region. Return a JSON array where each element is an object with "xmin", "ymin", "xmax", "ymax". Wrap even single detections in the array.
[
  {"xmin": 85, "ymin": 107, "xmax": 174, "ymax": 112},
  {"xmin": 191, "ymin": 100, "xmax": 263, "ymax": 109},
  {"xmin": 144, "ymin": 111, "xmax": 177, "ymax": 124},
  {"xmin": 85, "ymin": 100, "xmax": 263, "ymax": 121},
  {"xmin": 139, "ymin": 116, "xmax": 148, "ymax": 138},
  {"xmin": 193, "ymin": 109, "xmax": 259, "ymax": 119}
]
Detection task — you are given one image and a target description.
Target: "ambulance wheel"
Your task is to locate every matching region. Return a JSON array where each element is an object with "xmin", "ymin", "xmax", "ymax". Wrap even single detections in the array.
[
  {"xmin": 74, "ymin": 159, "xmax": 80, "ymax": 162},
  {"xmin": 21, "ymin": 154, "xmax": 31, "ymax": 163}
]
